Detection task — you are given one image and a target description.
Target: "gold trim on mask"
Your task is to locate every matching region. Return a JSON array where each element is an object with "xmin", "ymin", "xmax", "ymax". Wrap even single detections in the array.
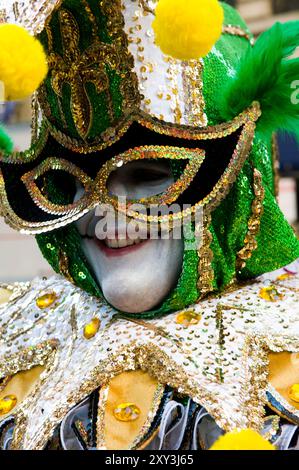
[
  {"xmin": 21, "ymin": 158, "xmax": 93, "ymax": 215},
  {"xmin": 0, "ymin": 103, "xmax": 261, "ymax": 234},
  {"xmin": 95, "ymin": 146, "xmax": 206, "ymax": 207},
  {"xmin": 0, "ymin": 121, "xmax": 49, "ymax": 164},
  {"xmin": 45, "ymin": 101, "xmax": 261, "ymax": 155}
]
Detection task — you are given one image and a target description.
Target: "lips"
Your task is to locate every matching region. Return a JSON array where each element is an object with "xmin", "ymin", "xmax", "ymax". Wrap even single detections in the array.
[
  {"xmin": 103, "ymin": 236, "xmax": 145, "ymax": 249},
  {"xmin": 94, "ymin": 236, "xmax": 150, "ymax": 257}
]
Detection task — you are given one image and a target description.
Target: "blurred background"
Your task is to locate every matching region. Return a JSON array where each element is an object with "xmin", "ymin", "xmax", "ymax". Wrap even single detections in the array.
[{"xmin": 0, "ymin": 0, "xmax": 298, "ymax": 282}]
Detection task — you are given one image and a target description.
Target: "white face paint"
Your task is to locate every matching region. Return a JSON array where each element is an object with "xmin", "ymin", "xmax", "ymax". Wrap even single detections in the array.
[{"xmin": 75, "ymin": 160, "xmax": 184, "ymax": 314}]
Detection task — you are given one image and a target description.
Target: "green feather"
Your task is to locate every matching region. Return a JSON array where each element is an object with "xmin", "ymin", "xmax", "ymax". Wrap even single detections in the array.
[
  {"xmin": 0, "ymin": 126, "xmax": 13, "ymax": 153},
  {"xmin": 218, "ymin": 22, "xmax": 299, "ymax": 139}
]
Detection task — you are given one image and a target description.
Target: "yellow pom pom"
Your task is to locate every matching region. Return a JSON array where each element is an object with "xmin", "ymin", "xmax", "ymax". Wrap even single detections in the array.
[
  {"xmin": 152, "ymin": 0, "xmax": 224, "ymax": 61},
  {"xmin": 210, "ymin": 429, "xmax": 276, "ymax": 451},
  {"xmin": 0, "ymin": 24, "xmax": 48, "ymax": 101}
]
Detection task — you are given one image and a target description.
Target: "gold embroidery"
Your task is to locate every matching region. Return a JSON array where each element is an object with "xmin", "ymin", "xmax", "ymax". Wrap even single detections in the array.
[
  {"xmin": 236, "ymin": 168, "xmax": 265, "ymax": 273},
  {"xmin": 182, "ymin": 59, "xmax": 207, "ymax": 127},
  {"xmin": 139, "ymin": 0, "xmax": 156, "ymax": 16},
  {"xmin": 197, "ymin": 210, "xmax": 214, "ymax": 298},
  {"xmin": 0, "ymin": 121, "xmax": 49, "ymax": 163},
  {"xmin": 102, "ymin": 0, "xmax": 140, "ymax": 116},
  {"xmin": 49, "ymin": 9, "xmax": 119, "ymax": 138},
  {"xmin": 222, "ymin": 25, "xmax": 254, "ymax": 45},
  {"xmin": 44, "ymin": 101, "xmax": 261, "ymax": 155},
  {"xmin": 59, "ymin": 250, "xmax": 75, "ymax": 284},
  {"xmin": 0, "ymin": 341, "xmax": 57, "ymax": 384}
]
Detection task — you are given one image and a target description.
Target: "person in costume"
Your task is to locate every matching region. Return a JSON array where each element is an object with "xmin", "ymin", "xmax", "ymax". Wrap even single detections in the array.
[{"xmin": 0, "ymin": 0, "xmax": 298, "ymax": 450}]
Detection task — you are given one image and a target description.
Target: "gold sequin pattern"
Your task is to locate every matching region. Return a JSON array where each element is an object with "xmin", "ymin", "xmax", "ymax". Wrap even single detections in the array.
[
  {"xmin": 236, "ymin": 168, "xmax": 265, "ymax": 273},
  {"xmin": 0, "ymin": 271, "xmax": 296, "ymax": 448}
]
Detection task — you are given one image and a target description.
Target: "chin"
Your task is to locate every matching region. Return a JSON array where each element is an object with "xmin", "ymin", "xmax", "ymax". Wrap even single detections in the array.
[
  {"xmin": 101, "ymin": 272, "xmax": 171, "ymax": 314},
  {"xmin": 80, "ymin": 236, "xmax": 184, "ymax": 314}
]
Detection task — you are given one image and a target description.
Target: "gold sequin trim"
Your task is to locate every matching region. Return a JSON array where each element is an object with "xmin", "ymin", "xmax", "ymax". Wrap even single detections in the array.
[
  {"xmin": 197, "ymin": 210, "xmax": 214, "ymax": 299},
  {"xmin": 182, "ymin": 59, "xmax": 207, "ymax": 128},
  {"xmin": 21, "ymin": 158, "xmax": 93, "ymax": 215},
  {"xmin": 96, "ymin": 146, "xmax": 206, "ymax": 207},
  {"xmin": 45, "ymin": 101, "xmax": 260, "ymax": 155},
  {"xmin": 222, "ymin": 25, "xmax": 254, "ymax": 45},
  {"xmin": 236, "ymin": 168, "xmax": 265, "ymax": 273}
]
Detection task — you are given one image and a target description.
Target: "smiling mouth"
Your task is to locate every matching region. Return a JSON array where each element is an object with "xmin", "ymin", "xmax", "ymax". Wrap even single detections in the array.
[{"xmin": 82, "ymin": 234, "xmax": 151, "ymax": 257}]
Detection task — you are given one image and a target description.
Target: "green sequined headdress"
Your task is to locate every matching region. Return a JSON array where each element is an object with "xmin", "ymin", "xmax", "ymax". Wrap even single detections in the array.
[{"xmin": 0, "ymin": 0, "xmax": 298, "ymax": 318}]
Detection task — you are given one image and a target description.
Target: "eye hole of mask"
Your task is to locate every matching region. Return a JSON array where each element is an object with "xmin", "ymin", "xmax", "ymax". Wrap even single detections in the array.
[
  {"xmin": 107, "ymin": 159, "xmax": 175, "ymax": 199},
  {"xmin": 22, "ymin": 158, "xmax": 93, "ymax": 215},
  {"xmin": 95, "ymin": 146, "xmax": 206, "ymax": 208}
]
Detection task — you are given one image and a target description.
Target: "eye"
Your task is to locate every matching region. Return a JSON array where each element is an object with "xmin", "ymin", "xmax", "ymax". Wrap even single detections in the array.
[
  {"xmin": 106, "ymin": 160, "xmax": 174, "ymax": 198},
  {"xmin": 126, "ymin": 167, "xmax": 171, "ymax": 184}
]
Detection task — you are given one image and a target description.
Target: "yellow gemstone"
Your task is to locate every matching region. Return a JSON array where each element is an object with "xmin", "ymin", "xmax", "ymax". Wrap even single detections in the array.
[
  {"xmin": 259, "ymin": 286, "xmax": 284, "ymax": 302},
  {"xmin": 36, "ymin": 292, "xmax": 58, "ymax": 309},
  {"xmin": 0, "ymin": 395, "xmax": 17, "ymax": 415},
  {"xmin": 276, "ymin": 273, "xmax": 294, "ymax": 281},
  {"xmin": 83, "ymin": 318, "xmax": 101, "ymax": 339},
  {"xmin": 176, "ymin": 310, "xmax": 202, "ymax": 327},
  {"xmin": 288, "ymin": 384, "xmax": 299, "ymax": 403},
  {"xmin": 113, "ymin": 403, "xmax": 141, "ymax": 422}
]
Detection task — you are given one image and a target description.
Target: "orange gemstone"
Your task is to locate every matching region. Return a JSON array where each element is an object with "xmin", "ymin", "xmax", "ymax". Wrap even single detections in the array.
[
  {"xmin": 36, "ymin": 292, "xmax": 58, "ymax": 309},
  {"xmin": 113, "ymin": 403, "xmax": 141, "ymax": 422},
  {"xmin": 176, "ymin": 310, "xmax": 202, "ymax": 327},
  {"xmin": 83, "ymin": 318, "xmax": 101, "ymax": 339},
  {"xmin": 259, "ymin": 286, "xmax": 284, "ymax": 302},
  {"xmin": 0, "ymin": 395, "xmax": 17, "ymax": 415},
  {"xmin": 288, "ymin": 384, "xmax": 299, "ymax": 403}
]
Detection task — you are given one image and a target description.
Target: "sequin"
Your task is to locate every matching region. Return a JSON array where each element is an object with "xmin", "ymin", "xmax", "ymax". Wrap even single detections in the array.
[
  {"xmin": 83, "ymin": 318, "xmax": 101, "ymax": 340},
  {"xmin": 0, "ymin": 395, "xmax": 17, "ymax": 415},
  {"xmin": 288, "ymin": 384, "xmax": 299, "ymax": 404},
  {"xmin": 113, "ymin": 403, "xmax": 141, "ymax": 422},
  {"xmin": 276, "ymin": 273, "xmax": 294, "ymax": 281},
  {"xmin": 36, "ymin": 292, "xmax": 58, "ymax": 309},
  {"xmin": 176, "ymin": 310, "xmax": 202, "ymax": 327},
  {"xmin": 259, "ymin": 287, "xmax": 284, "ymax": 302}
]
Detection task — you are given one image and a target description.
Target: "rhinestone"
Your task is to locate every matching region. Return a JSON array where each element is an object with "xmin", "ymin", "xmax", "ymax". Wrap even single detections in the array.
[
  {"xmin": 176, "ymin": 310, "xmax": 202, "ymax": 327},
  {"xmin": 113, "ymin": 403, "xmax": 141, "ymax": 422},
  {"xmin": 0, "ymin": 395, "xmax": 17, "ymax": 415},
  {"xmin": 83, "ymin": 318, "xmax": 101, "ymax": 340},
  {"xmin": 259, "ymin": 286, "xmax": 284, "ymax": 302},
  {"xmin": 288, "ymin": 384, "xmax": 299, "ymax": 403},
  {"xmin": 36, "ymin": 292, "xmax": 57, "ymax": 309}
]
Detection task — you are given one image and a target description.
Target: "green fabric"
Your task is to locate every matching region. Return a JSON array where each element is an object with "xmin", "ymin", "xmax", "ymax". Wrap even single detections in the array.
[{"xmin": 0, "ymin": 126, "xmax": 13, "ymax": 153}]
